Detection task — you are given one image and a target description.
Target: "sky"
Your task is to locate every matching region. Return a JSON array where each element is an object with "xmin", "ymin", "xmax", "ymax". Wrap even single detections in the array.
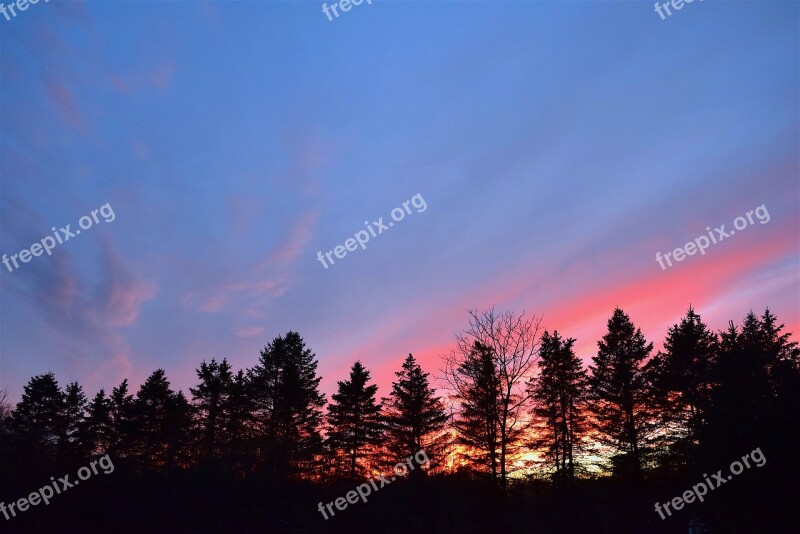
[{"xmin": 1, "ymin": 0, "xmax": 798, "ymax": 403}]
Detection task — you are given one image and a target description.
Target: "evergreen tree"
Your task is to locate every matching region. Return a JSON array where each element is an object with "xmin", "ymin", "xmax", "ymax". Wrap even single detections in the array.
[
  {"xmin": 384, "ymin": 354, "xmax": 448, "ymax": 472},
  {"xmin": 164, "ymin": 390, "xmax": 193, "ymax": 470},
  {"xmin": 248, "ymin": 331, "xmax": 326, "ymax": 477},
  {"xmin": 132, "ymin": 369, "xmax": 187, "ymax": 471},
  {"xmin": 327, "ymin": 361, "xmax": 384, "ymax": 478},
  {"xmin": 82, "ymin": 389, "xmax": 113, "ymax": 456},
  {"xmin": 645, "ymin": 307, "xmax": 717, "ymax": 470},
  {"xmin": 109, "ymin": 379, "xmax": 136, "ymax": 460},
  {"xmin": 705, "ymin": 310, "xmax": 800, "ymax": 464},
  {"xmin": 529, "ymin": 331, "xmax": 588, "ymax": 484},
  {"xmin": 758, "ymin": 308, "xmax": 800, "ymax": 399},
  {"xmin": 588, "ymin": 308, "xmax": 654, "ymax": 477},
  {"xmin": 451, "ymin": 341, "xmax": 501, "ymax": 479},
  {"xmin": 11, "ymin": 372, "xmax": 64, "ymax": 455},
  {"xmin": 190, "ymin": 358, "xmax": 234, "ymax": 466},
  {"xmin": 223, "ymin": 369, "xmax": 254, "ymax": 474},
  {"xmin": 58, "ymin": 381, "xmax": 87, "ymax": 460}
]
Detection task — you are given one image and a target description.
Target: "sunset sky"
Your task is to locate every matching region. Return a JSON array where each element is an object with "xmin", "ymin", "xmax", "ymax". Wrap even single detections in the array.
[{"xmin": 1, "ymin": 0, "xmax": 798, "ymax": 402}]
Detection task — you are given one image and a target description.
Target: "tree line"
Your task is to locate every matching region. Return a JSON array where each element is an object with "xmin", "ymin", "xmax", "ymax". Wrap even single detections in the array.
[{"xmin": 0, "ymin": 306, "xmax": 797, "ymax": 492}]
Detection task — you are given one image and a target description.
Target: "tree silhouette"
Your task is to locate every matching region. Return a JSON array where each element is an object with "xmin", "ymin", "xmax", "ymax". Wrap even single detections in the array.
[
  {"xmin": 443, "ymin": 308, "xmax": 542, "ymax": 489},
  {"xmin": 0, "ymin": 389, "xmax": 11, "ymax": 438},
  {"xmin": 81, "ymin": 389, "xmax": 113, "ymax": 456},
  {"xmin": 384, "ymin": 354, "xmax": 449, "ymax": 473},
  {"xmin": 190, "ymin": 358, "xmax": 234, "ymax": 467},
  {"xmin": 645, "ymin": 307, "xmax": 718, "ymax": 471},
  {"xmin": 588, "ymin": 308, "xmax": 654, "ymax": 477},
  {"xmin": 1, "ymin": 310, "xmax": 797, "ymax": 532},
  {"xmin": 59, "ymin": 381, "xmax": 88, "ymax": 461},
  {"xmin": 248, "ymin": 331, "xmax": 326, "ymax": 478},
  {"xmin": 164, "ymin": 391, "xmax": 193, "ymax": 470},
  {"xmin": 448, "ymin": 341, "xmax": 501, "ymax": 479},
  {"xmin": 327, "ymin": 361, "xmax": 383, "ymax": 478},
  {"xmin": 704, "ymin": 310, "xmax": 800, "ymax": 464},
  {"xmin": 132, "ymin": 369, "xmax": 188, "ymax": 471},
  {"xmin": 223, "ymin": 369, "xmax": 255, "ymax": 474},
  {"xmin": 109, "ymin": 379, "xmax": 136, "ymax": 461},
  {"xmin": 11, "ymin": 372, "xmax": 64, "ymax": 456},
  {"xmin": 529, "ymin": 331, "xmax": 588, "ymax": 484}
]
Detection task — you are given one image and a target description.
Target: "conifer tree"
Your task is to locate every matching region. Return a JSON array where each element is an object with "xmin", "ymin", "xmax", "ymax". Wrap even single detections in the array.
[
  {"xmin": 384, "ymin": 354, "xmax": 448, "ymax": 472},
  {"xmin": 190, "ymin": 358, "xmax": 234, "ymax": 466},
  {"xmin": 705, "ymin": 310, "xmax": 800, "ymax": 467},
  {"xmin": 224, "ymin": 369, "xmax": 254, "ymax": 473},
  {"xmin": 588, "ymin": 308, "xmax": 654, "ymax": 477},
  {"xmin": 450, "ymin": 341, "xmax": 502, "ymax": 479},
  {"xmin": 82, "ymin": 389, "xmax": 113, "ymax": 456},
  {"xmin": 11, "ymin": 372, "xmax": 65, "ymax": 455},
  {"xmin": 59, "ymin": 381, "xmax": 87, "ymax": 460},
  {"xmin": 327, "ymin": 361, "xmax": 383, "ymax": 478},
  {"xmin": 645, "ymin": 307, "xmax": 717, "ymax": 470},
  {"xmin": 109, "ymin": 379, "xmax": 136, "ymax": 460},
  {"xmin": 248, "ymin": 331, "xmax": 326, "ymax": 477},
  {"xmin": 133, "ymin": 369, "xmax": 187, "ymax": 470},
  {"xmin": 529, "ymin": 331, "xmax": 588, "ymax": 484}
]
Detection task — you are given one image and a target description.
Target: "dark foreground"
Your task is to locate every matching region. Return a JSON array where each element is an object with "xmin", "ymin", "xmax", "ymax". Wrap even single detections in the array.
[{"xmin": 0, "ymin": 460, "xmax": 796, "ymax": 533}]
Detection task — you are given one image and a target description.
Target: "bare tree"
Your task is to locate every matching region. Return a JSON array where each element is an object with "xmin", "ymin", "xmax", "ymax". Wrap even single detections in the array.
[
  {"xmin": 0, "ymin": 388, "xmax": 12, "ymax": 435},
  {"xmin": 441, "ymin": 308, "xmax": 542, "ymax": 489}
]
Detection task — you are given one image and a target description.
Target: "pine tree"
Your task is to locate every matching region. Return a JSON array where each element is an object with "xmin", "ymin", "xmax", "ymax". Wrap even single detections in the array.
[
  {"xmin": 164, "ymin": 390, "xmax": 193, "ymax": 470},
  {"xmin": 529, "ymin": 331, "xmax": 588, "ymax": 484},
  {"xmin": 327, "ymin": 361, "xmax": 384, "ymax": 479},
  {"xmin": 384, "ymin": 354, "xmax": 448, "ymax": 473},
  {"xmin": 82, "ymin": 389, "xmax": 113, "ymax": 456},
  {"xmin": 759, "ymin": 308, "xmax": 800, "ymax": 395},
  {"xmin": 705, "ymin": 310, "xmax": 800, "ymax": 468},
  {"xmin": 59, "ymin": 381, "xmax": 87, "ymax": 460},
  {"xmin": 588, "ymin": 308, "xmax": 654, "ymax": 477},
  {"xmin": 645, "ymin": 307, "xmax": 717, "ymax": 470},
  {"xmin": 248, "ymin": 331, "xmax": 326, "ymax": 478},
  {"xmin": 451, "ymin": 341, "xmax": 501, "ymax": 479},
  {"xmin": 109, "ymin": 379, "xmax": 136, "ymax": 460},
  {"xmin": 11, "ymin": 372, "xmax": 65, "ymax": 455},
  {"xmin": 132, "ymin": 369, "xmax": 187, "ymax": 471},
  {"xmin": 190, "ymin": 358, "xmax": 234, "ymax": 466},
  {"xmin": 224, "ymin": 369, "xmax": 254, "ymax": 473}
]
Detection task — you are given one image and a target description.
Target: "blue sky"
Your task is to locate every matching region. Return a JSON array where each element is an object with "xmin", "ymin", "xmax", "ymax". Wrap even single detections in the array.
[{"xmin": 1, "ymin": 0, "xmax": 798, "ymax": 401}]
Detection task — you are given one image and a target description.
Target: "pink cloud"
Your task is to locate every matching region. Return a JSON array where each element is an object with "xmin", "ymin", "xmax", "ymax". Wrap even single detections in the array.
[
  {"xmin": 150, "ymin": 62, "xmax": 175, "ymax": 90},
  {"xmin": 236, "ymin": 326, "xmax": 265, "ymax": 338},
  {"xmin": 259, "ymin": 208, "xmax": 321, "ymax": 267},
  {"xmin": 184, "ymin": 208, "xmax": 320, "ymax": 314},
  {"xmin": 96, "ymin": 238, "xmax": 157, "ymax": 328},
  {"xmin": 132, "ymin": 141, "xmax": 151, "ymax": 160},
  {"xmin": 44, "ymin": 76, "xmax": 89, "ymax": 131}
]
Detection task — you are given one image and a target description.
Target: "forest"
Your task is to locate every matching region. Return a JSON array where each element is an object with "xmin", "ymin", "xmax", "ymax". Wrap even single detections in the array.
[{"xmin": 0, "ymin": 306, "xmax": 797, "ymax": 533}]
